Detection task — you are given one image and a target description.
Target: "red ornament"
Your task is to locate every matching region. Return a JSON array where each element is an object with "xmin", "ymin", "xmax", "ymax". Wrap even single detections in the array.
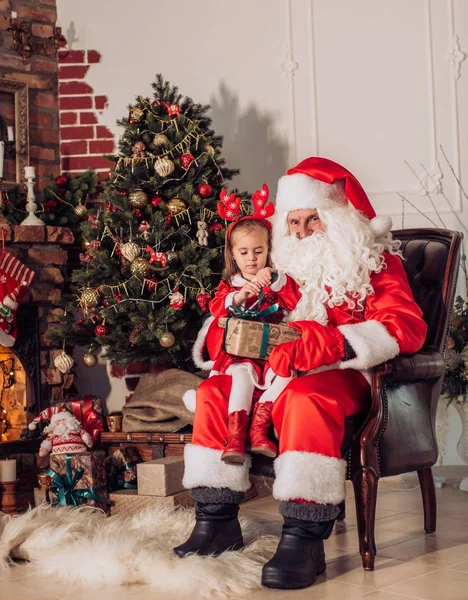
[
  {"xmin": 198, "ymin": 183, "xmax": 213, "ymax": 198},
  {"xmin": 166, "ymin": 103, "xmax": 181, "ymax": 117},
  {"xmin": 55, "ymin": 175, "xmax": 68, "ymax": 188},
  {"xmin": 151, "ymin": 196, "xmax": 162, "ymax": 207},
  {"xmin": 113, "ymin": 293, "xmax": 122, "ymax": 303},
  {"xmin": 166, "ymin": 213, "xmax": 172, "ymax": 226},
  {"xmin": 146, "ymin": 246, "xmax": 167, "ymax": 267},
  {"xmin": 180, "ymin": 153, "xmax": 195, "ymax": 170},
  {"xmin": 133, "ymin": 209, "xmax": 143, "ymax": 218},
  {"xmin": 120, "ymin": 189, "xmax": 129, "ymax": 196},
  {"xmin": 170, "ymin": 290, "xmax": 185, "ymax": 310},
  {"xmin": 209, "ymin": 222, "xmax": 223, "ymax": 233},
  {"xmin": 102, "ymin": 298, "xmax": 110, "ymax": 308},
  {"xmin": 95, "ymin": 324, "xmax": 110, "ymax": 336},
  {"xmin": 196, "ymin": 292, "xmax": 211, "ymax": 312}
]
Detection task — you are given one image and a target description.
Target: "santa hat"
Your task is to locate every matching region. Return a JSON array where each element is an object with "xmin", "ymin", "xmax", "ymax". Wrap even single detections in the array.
[
  {"xmin": 28, "ymin": 406, "xmax": 66, "ymax": 431},
  {"xmin": 275, "ymin": 157, "xmax": 392, "ymax": 238}
]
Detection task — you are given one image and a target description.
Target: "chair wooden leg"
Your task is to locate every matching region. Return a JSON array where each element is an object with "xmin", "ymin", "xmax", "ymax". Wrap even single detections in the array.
[
  {"xmin": 417, "ymin": 467, "xmax": 437, "ymax": 533},
  {"xmin": 336, "ymin": 499, "xmax": 346, "ymax": 522},
  {"xmin": 352, "ymin": 467, "xmax": 378, "ymax": 571}
]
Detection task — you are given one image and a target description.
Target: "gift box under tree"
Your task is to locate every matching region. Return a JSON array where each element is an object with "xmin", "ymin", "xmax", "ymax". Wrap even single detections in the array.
[
  {"xmin": 47, "ymin": 451, "xmax": 110, "ymax": 512},
  {"xmin": 104, "ymin": 446, "xmax": 142, "ymax": 491}
]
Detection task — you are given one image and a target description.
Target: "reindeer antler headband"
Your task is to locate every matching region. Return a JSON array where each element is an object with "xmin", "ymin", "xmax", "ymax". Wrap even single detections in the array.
[{"xmin": 217, "ymin": 183, "xmax": 275, "ymax": 240}]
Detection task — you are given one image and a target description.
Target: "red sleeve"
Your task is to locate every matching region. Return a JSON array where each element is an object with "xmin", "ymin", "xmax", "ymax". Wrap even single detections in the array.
[
  {"xmin": 208, "ymin": 281, "xmax": 237, "ymax": 318},
  {"xmin": 275, "ymin": 274, "xmax": 302, "ymax": 312},
  {"xmin": 337, "ymin": 253, "xmax": 428, "ymax": 370}
]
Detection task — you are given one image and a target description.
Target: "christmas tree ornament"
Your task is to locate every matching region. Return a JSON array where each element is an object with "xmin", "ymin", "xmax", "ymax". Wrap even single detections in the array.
[
  {"xmin": 145, "ymin": 277, "xmax": 158, "ymax": 292},
  {"xmin": 153, "ymin": 133, "xmax": 169, "ymax": 147},
  {"xmin": 120, "ymin": 242, "xmax": 141, "ymax": 262},
  {"xmin": 95, "ymin": 324, "xmax": 110, "ymax": 337},
  {"xmin": 129, "ymin": 323, "xmax": 146, "ymax": 344},
  {"xmin": 167, "ymin": 198, "xmax": 187, "ymax": 215},
  {"xmin": 166, "ymin": 250, "xmax": 179, "ymax": 264},
  {"xmin": 132, "ymin": 141, "xmax": 146, "ymax": 159},
  {"xmin": 81, "ymin": 239, "xmax": 91, "ymax": 251},
  {"xmin": 53, "ymin": 351, "xmax": 74, "ymax": 374},
  {"xmin": 196, "ymin": 291, "xmax": 211, "ymax": 313},
  {"xmin": 74, "ymin": 204, "xmax": 88, "ymax": 218},
  {"xmin": 151, "ymin": 196, "xmax": 162, "ymax": 207},
  {"xmin": 79, "ymin": 287, "xmax": 100, "ymax": 310},
  {"xmin": 159, "ymin": 331, "xmax": 175, "ymax": 348},
  {"xmin": 138, "ymin": 220, "xmax": 151, "ymax": 239},
  {"xmin": 169, "ymin": 290, "xmax": 185, "ymax": 310},
  {"xmin": 146, "ymin": 246, "xmax": 168, "ymax": 267},
  {"xmin": 196, "ymin": 221, "xmax": 209, "ymax": 246},
  {"xmin": 155, "ymin": 157, "xmax": 175, "ymax": 177},
  {"xmin": 129, "ymin": 107, "xmax": 144, "ymax": 123},
  {"xmin": 180, "ymin": 153, "xmax": 195, "ymax": 170},
  {"xmin": 209, "ymin": 222, "xmax": 223, "ymax": 233},
  {"xmin": 130, "ymin": 257, "xmax": 151, "ymax": 278},
  {"xmin": 205, "ymin": 144, "xmax": 215, "ymax": 157},
  {"xmin": 166, "ymin": 104, "xmax": 181, "ymax": 117},
  {"xmin": 55, "ymin": 174, "xmax": 68, "ymax": 188},
  {"xmin": 133, "ymin": 209, "xmax": 143, "ymax": 218},
  {"xmin": 128, "ymin": 189, "xmax": 148, "ymax": 209},
  {"xmin": 119, "ymin": 189, "xmax": 129, "ymax": 196},
  {"xmin": 83, "ymin": 352, "xmax": 98, "ymax": 367},
  {"xmin": 198, "ymin": 183, "xmax": 213, "ymax": 198}
]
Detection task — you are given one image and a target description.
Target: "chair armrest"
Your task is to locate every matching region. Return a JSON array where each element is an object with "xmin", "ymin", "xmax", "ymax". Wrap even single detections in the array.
[{"xmin": 386, "ymin": 350, "xmax": 445, "ymax": 383}]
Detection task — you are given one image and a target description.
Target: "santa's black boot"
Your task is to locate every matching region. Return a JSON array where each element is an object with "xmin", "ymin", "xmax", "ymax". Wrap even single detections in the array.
[
  {"xmin": 261, "ymin": 515, "xmax": 335, "ymax": 589},
  {"xmin": 173, "ymin": 489, "xmax": 244, "ymax": 557}
]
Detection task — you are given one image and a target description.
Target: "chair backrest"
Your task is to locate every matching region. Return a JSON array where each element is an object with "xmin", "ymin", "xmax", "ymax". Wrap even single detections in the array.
[{"xmin": 392, "ymin": 229, "xmax": 462, "ymax": 353}]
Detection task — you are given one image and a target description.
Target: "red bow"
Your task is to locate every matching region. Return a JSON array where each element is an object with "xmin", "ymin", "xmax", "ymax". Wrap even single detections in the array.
[{"xmin": 70, "ymin": 396, "xmax": 103, "ymax": 444}]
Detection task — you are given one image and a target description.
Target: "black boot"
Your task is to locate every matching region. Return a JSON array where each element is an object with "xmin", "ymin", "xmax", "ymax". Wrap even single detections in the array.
[
  {"xmin": 173, "ymin": 501, "xmax": 243, "ymax": 557},
  {"xmin": 261, "ymin": 518, "xmax": 334, "ymax": 589}
]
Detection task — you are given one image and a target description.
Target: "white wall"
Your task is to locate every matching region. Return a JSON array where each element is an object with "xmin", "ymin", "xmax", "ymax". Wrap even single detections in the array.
[{"xmin": 57, "ymin": 0, "xmax": 468, "ymax": 461}]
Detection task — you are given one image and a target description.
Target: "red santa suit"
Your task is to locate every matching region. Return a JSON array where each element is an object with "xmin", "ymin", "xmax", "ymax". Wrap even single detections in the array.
[{"xmin": 182, "ymin": 158, "xmax": 427, "ymax": 510}]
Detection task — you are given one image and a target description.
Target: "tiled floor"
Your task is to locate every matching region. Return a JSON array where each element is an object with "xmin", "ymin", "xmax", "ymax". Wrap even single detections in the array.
[{"xmin": 1, "ymin": 467, "xmax": 468, "ymax": 599}]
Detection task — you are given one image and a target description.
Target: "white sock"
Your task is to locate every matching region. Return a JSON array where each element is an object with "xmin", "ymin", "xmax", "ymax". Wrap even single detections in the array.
[
  {"xmin": 258, "ymin": 374, "xmax": 294, "ymax": 404},
  {"xmin": 227, "ymin": 364, "xmax": 255, "ymax": 414}
]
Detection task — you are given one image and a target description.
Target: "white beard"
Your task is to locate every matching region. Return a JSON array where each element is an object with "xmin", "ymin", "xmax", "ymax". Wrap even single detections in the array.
[{"xmin": 271, "ymin": 206, "xmax": 397, "ymax": 324}]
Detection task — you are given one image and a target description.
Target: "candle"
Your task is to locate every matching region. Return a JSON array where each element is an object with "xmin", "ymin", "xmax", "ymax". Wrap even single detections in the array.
[
  {"xmin": 7, "ymin": 126, "xmax": 14, "ymax": 142},
  {"xmin": 24, "ymin": 165, "xmax": 35, "ymax": 179},
  {"xmin": 0, "ymin": 459, "xmax": 16, "ymax": 482},
  {"xmin": 0, "ymin": 141, "xmax": 4, "ymax": 179}
]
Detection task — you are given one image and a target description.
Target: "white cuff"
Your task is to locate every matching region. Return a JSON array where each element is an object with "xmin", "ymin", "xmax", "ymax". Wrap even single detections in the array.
[
  {"xmin": 183, "ymin": 444, "xmax": 251, "ymax": 492},
  {"xmin": 270, "ymin": 270, "xmax": 287, "ymax": 292},
  {"xmin": 338, "ymin": 320, "xmax": 399, "ymax": 370}
]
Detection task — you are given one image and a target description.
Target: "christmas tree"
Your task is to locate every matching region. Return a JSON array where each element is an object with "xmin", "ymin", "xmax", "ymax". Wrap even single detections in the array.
[{"xmin": 49, "ymin": 75, "xmax": 243, "ymax": 369}]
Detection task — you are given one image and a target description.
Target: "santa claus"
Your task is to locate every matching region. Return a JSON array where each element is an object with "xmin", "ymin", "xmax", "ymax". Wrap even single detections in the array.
[{"xmin": 174, "ymin": 157, "xmax": 427, "ymax": 590}]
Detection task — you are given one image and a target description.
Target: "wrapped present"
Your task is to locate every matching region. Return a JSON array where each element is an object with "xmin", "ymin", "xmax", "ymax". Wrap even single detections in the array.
[
  {"xmin": 59, "ymin": 395, "xmax": 104, "ymax": 444},
  {"xmin": 109, "ymin": 488, "xmax": 193, "ymax": 516},
  {"xmin": 47, "ymin": 451, "xmax": 110, "ymax": 512},
  {"xmin": 137, "ymin": 456, "xmax": 184, "ymax": 496},
  {"xmin": 219, "ymin": 317, "xmax": 300, "ymax": 359},
  {"xmin": 105, "ymin": 446, "xmax": 142, "ymax": 491}
]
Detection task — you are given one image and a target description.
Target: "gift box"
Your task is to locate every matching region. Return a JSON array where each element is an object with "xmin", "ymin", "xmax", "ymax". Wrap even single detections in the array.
[
  {"xmin": 136, "ymin": 456, "xmax": 185, "ymax": 496},
  {"xmin": 58, "ymin": 395, "xmax": 104, "ymax": 445},
  {"xmin": 219, "ymin": 317, "xmax": 300, "ymax": 359},
  {"xmin": 109, "ymin": 488, "xmax": 193, "ymax": 516},
  {"xmin": 105, "ymin": 446, "xmax": 142, "ymax": 491},
  {"xmin": 48, "ymin": 451, "xmax": 110, "ymax": 512}
]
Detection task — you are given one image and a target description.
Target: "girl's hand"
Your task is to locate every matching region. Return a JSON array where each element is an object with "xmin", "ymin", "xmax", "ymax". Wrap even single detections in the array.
[
  {"xmin": 234, "ymin": 280, "xmax": 262, "ymax": 305},
  {"xmin": 254, "ymin": 267, "xmax": 273, "ymax": 287}
]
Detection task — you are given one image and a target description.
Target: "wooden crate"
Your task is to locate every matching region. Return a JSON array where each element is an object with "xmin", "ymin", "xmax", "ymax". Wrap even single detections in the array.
[{"xmin": 100, "ymin": 432, "xmax": 192, "ymax": 461}]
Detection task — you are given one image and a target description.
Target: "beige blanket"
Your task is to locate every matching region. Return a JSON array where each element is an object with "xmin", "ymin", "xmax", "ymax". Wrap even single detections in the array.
[{"xmin": 122, "ymin": 369, "xmax": 202, "ymax": 432}]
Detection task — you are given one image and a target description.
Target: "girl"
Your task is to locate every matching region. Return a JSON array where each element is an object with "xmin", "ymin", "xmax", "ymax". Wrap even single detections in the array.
[{"xmin": 206, "ymin": 184, "xmax": 302, "ymax": 464}]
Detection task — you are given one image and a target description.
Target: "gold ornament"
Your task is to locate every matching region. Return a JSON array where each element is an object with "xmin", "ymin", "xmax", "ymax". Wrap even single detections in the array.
[
  {"xmin": 74, "ymin": 204, "xmax": 88, "ymax": 218},
  {"xmin": 53, "ymin": 351, "xmax": 74, "ymax": 374},
  {"xmin": 166, "ymin": 250, "xmax": 179, "ymax": 264},
  {"xmin": 205, "ymin": 144, "xmax": 215, "ymax": 156},
  {"xmin": 130, "ymin": 107, "xmax": 144, "ymax": 122},
  {"xmin": 83, "ymin": 352, "xmax": 97, "ymax": 367},
  {"xmin": 80, "ymin": 287, "xmax": 100, "ymax": 310},
  {"xmin": 120, "ymin": 242, "xmax": 141, "ymax": 262},
  {"xmin": 128, "ymin": 189, "xmax": 148, "ymax": 209},
  {"xmin": 81, "ymin": 239, "xmax": 91, "ymax": 251},
  {"xmin": 130, "ymin": 257, "xmax": 151, "ymax": 278},
  {"xmin": 167, "ymin": 198, "xmax": 187, "ymax": 215},
  {"xmin": 153, "ymin": 133, "xmax": 169, "ymax": 147},
  {"xmin": 155, "ymin": 157, "xmax": 175, "ymax": 177},
  {"xmin": 159, "ymin": 331, "xmax": 175, "ymax": 348}
]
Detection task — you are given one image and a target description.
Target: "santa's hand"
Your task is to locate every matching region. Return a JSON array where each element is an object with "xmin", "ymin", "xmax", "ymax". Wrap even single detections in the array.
[
  {"xmin": 254, "ymin": 267, "xmax": 272, "ymax": 287},
  {"xmin": 268, "ymin": 340, "xmax": 298, "ymax": 377},
  {"xmin": 270, "ymin": 321, "xmax": 346, "ymax": 374}
]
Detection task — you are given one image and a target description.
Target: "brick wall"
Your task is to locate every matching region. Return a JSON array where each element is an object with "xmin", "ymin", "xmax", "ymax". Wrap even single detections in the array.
[
  {"xmin": 0, "ymin": 0, "xmax": 60, "ymax": 188},
  {"xmin": 58, "ymin": 49, "xmax": 115, "ymax": 180}
]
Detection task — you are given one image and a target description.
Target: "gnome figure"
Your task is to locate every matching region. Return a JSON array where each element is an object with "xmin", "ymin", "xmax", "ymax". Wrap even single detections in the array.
[{"xmin": 39, "ymin": 411, "xmax": 93, "ymax": 457}]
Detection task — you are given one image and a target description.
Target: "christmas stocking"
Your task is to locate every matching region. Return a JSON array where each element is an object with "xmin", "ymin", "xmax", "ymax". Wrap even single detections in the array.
[{"xmin": 0, "ymin": 251, "xmax": 35, "ymax": 347}]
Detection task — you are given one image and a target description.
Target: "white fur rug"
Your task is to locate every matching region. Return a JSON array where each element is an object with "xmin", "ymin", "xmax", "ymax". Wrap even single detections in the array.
[{"xmin": 0, "ymin": 505, "xmax": 281, "ymax": 599}]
